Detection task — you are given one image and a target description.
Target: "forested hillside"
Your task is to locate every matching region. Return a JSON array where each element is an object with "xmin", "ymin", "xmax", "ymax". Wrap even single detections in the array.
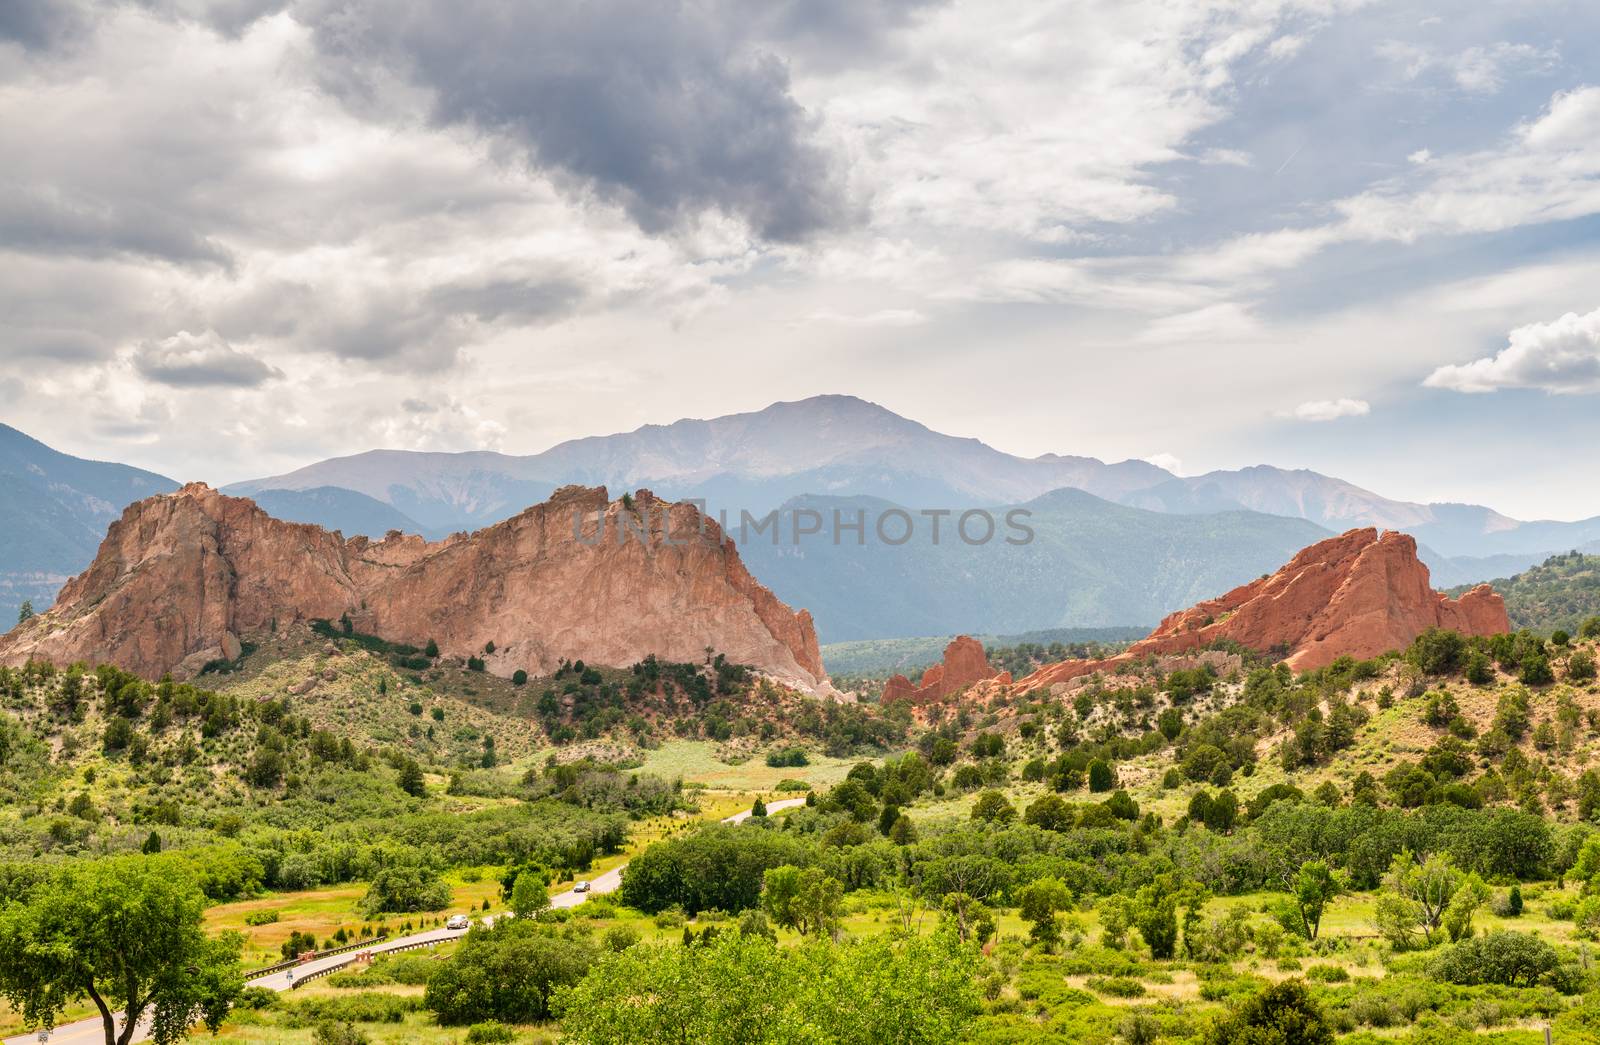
[{"xmin": 1454, "ymin": 551, "xmax": 1600, "ymax": 636}]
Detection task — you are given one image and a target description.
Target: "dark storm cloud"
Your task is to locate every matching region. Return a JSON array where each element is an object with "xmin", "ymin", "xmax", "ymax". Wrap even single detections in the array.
[
  {"xmin": 743, "ymin": 0, "xmax": 942, "ymax": 68},
  {"xmin": 0, "ymin": 0, "xmax": 87, "ymax": 49},
  {"xmin": 298, "ymin": 0, "xmax": 853, "ymax": 242}
]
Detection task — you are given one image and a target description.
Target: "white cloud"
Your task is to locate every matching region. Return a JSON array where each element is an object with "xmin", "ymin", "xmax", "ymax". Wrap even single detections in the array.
[
  {"xmin": 1265, "ymin": 33, "xmax": 1308, "ymax": 62},
  {"xmin": 801, "ymin": 308, "xmax": 927, "ymax": 327},
  {"xmin": 1137, "ymin": 302, "xmax": 1259, "ymax": 344},
  {"xmin": 1284, "ymin": 398, "xmax": 1371, "ymax": 422},
  {"xmin": 1142, "ymin": 452, "xmax": 1184, "ymax": 475},
  {"xmin": 1449, "ymin": 43, "xmax": 1559, "ymax": 94},
  {"xmin": 1380, "ymin": 39, "xmax": 1559, "ymax": 95},
  {"xmin": 1407, "ymin": 148, "xmax": 1432, "ymax": 165},
  {"xmin": 1425, "ymin": 306, "xmax": 1600, "ymax": 394},
  {"xmin": 1197, "ymin": 147, "xmax": 1253, "ymax": 167},
  {"xmin": 133, "ymin": 330, "xmax": 282, "ymax": 388}
]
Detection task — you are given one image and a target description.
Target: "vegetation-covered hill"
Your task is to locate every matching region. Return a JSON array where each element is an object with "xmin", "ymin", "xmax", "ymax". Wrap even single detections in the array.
[
  {"xmin": 821, "ymin": 627, "xmax": 1144, "ymax": 678},
  {"xmin": 740, "ymin": 489, "xmax": 1332, "ymax": 642},
  {"xmin": 13, "ymin": 615, "xmax": 1600, "ymax": 1044},
  {"xmin": 1452, "ymin": 551, "xmax": 1600, "ymax": 636}
]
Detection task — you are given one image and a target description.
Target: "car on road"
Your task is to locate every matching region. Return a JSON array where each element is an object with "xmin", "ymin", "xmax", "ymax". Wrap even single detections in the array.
[
  {"xmin": 446, "ymin": 914, "xmax": 471, "ymax": 930},
  {"xmin": 574, "ymin": 880, "xmax": 591, "ymax": 893}
]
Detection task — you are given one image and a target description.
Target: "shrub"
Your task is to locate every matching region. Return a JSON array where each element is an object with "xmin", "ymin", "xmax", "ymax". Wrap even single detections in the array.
[
  {"xmin": 764, "ymin": 747, "xmax": 809, "ymax": 768},
  {"xmin": 465, "ymin": 1022, "xmax": 516, "ymax": 1043},
  {"xmin": 244, "ymin": 910, "xmax": 280, "ymax": 926},
  {"xmin": 283, "ymin": 993, "xmax": 417, "ymax": 1027},
  {"xmin": 1202, "ymin": 979, "xmax": 1332, "ymax": 1045},
  {"xmin": 359, "ymin": 864, "xmax": 451, "ymax": 917},
  {"xmin": 1304, "ymin": 964, "xmax": 1349, "ymax": 983},
  {"xmin": 312, "ymin": 1023, "xmax": 369, "ymax": 1045},
  {"xmin": 1086, "ymin": 976, "xmax": 1145, "ymax": 997},
  {"xmin": 1428, "ymin": 931, "xmax": 1569, "ymax": 989},
  {"xmin": 425, "ymin": 920, "xmax": 596, "ymax": 1024}
]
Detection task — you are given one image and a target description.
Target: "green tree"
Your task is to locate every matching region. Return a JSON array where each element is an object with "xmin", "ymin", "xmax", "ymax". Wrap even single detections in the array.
[
  {"xmin": 16, "ymin": 600, "xmax": 34, "ymax": 625},
  {"xmin": 1023, "ymin": 794, "xmax": 1073, "ymax": 832},
  {"xmin": 0, "ymin": 855, "xmax": 242, "ymax": 1045},
  {"xmin": 761, "ymin": 865, "xmax": 841, "ymax": 939},
  {"xmin": 1131, "ymin": 874, "xmax": 1181, "ymax": 959},
  {"xmin": 425, "ymin": 919, "xmax": 595, "ymax": 1024},
  {"xmin": 1442, "ymin": 872, "xmax": 1490, "ymax": 943},
  {"xmin": 970, "ymin": 790, "xmax": 1016, "ymax": 824},
  {"xmin": 510, "ymin": 871, "xmax": 550, "ymax": 919},
  {"xmin": 1374, "ymin": 851, "xmax": 1461, "ymax": 950},
  {"xmin": 1016, "ymin": 877, "xmax": 1073, "ymax": 951},
  {"xmin": 360, "ymin": 863, "xmax": 451, "ymax": 917},
  {"xmin": 1202, "ymin": 979, "xmax": 1332, "ymax": 1045},
  {"xmin": 425, "ymin": 638, "xmax": 440, "ymax": 658},
  {"xmin": 1087, "ymin": 758, "xmax": 1116, "ymax": 793},
  {"xmin": 398, "ymin": 758, "xmax": 427, "ymax": 797},
  {"xmin": 554, "ymin": 931, "xmax": 978, "ymax": 1045},
  {"xmin": 1282, "ymin": 861, "xmax": 1339, "ymax": 941}
]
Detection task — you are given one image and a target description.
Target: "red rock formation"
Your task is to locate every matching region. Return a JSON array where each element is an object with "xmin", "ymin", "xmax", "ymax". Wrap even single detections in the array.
[
  {"xmin": 1015, "ymin": 528, "xmax": 1508, "ymax": 693},
  {"xmin": 0, "ymin": 483, "xmax": 829, "ymax": 692},
  {"xmin": 881, "ymin": 635, "xmax": 1001, "ymax": 704}
]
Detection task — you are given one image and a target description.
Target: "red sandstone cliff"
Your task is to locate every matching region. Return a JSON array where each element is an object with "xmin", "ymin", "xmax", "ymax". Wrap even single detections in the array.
[
  {"xmin": 0, "ymin": 483, "xmax": 829, "ymax": 692},
  {"xmin": 882, "ymin": 635, "xmax": 1008, "ymax": 704},
  {"xmin": 1014, "ymin": 528, "xmax": 1508, "ymax": 693}
]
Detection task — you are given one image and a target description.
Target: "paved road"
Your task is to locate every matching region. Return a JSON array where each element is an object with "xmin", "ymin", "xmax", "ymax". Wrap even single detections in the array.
[{"xmin": 5, "ymin": 796, "xmax": 805, "ymax": 1045}]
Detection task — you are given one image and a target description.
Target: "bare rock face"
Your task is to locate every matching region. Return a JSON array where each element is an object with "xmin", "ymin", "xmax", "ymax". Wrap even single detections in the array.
[
  {"xmin": 1015, "ymin": 528, "xmax": 1509, "ymax": 693},
  {"xmin": 882, "ymin": 635, "xmax": 1000, "ymax": 704},
  {"xmin": 0, "ymin": 484, "xmax": 829, "ymax": 693}
]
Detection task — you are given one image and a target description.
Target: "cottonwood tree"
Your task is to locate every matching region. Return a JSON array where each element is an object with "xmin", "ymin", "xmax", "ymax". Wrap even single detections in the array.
[
  {"xmin": 511, "ymin": 871, "xmax": 550, "ymax": 919},
  {"xmin": 761, "ymin": 865, "xmax": 842, "ymax": 939},
  {"xmin": 0, "ymin": 856, "xmax": 242, "ymax": 1045},
  {"xmin": 1280, "ymin": 860, "xmax": 1340, "ymax": 941},
  {"xmin": 1017, "ymin": 877, "xmax": 1073, "ymax": 950},
  {"xmin": 1375, "ymin": 851, "xmax": 1463, "ymax": 950}
]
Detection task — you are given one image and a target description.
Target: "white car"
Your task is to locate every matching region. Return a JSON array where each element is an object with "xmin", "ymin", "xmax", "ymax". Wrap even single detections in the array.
[
  {"xmin": 446, "ymin": 914, "xmax": 471, "ymax": 930},
  {"xmin": 573, "ymin": 881, "xmax": 591, "ymax": 893}
]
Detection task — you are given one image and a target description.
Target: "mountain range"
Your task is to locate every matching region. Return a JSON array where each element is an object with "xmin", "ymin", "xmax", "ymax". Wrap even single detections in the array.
[
  {"xmin": 0, "ymin": 423, "xmax": 178, "ymax": 625},
  {"xmin": 5, "ymin": 395, "xmax": 1599, "ymax": 637}
]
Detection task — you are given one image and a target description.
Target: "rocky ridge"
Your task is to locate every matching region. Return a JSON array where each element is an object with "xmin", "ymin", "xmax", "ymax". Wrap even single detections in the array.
[
  {"xmin": 0, "ymin": 483, "xmax": 829, "ymax": 693},
  {"xmin": 881, "ymin": 635, "xmax": 1010, "ymax": 704},
  {"xmin": 1010, "ymin": 528, "xmax": 1508, "ymax": 693}
]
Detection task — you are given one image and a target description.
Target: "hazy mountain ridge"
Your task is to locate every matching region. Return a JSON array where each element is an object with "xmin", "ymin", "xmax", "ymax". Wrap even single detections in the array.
[
  {"xmin": 733, "ymin": 488, "xmax": 1335, "ymax": 642},
  {"xmin": 0, "ymin": 423, "xmax": 178, "ymax": 623},
  {"xmin": 230, "ymin": 396, "xmax": 1600, "ymax": 566}
]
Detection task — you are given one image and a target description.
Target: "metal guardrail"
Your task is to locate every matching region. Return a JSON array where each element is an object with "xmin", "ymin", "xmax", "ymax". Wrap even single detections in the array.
[
  {"xmin": 287, "ymin": 934, "xmax": 455, "ymax": 988},
  {"xmin": 244, "ymin": 935, "xmax": 389, "ymax": 980}
]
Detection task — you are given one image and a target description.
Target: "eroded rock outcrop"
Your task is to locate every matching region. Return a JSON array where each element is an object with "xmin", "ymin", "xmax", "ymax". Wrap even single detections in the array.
[
  {"xmin": 881, "ymin": 635, "xmax": 1004, "ymax": 704},
  {"xmin": 0, "ymin": 483, "xmax": 829, "ymax": 692},
  {"xmin": 1014, "ymin": 528, "xmax": 1508, "ymax": 693}
]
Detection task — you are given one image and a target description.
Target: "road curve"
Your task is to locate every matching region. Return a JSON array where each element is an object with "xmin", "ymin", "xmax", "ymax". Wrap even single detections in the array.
[{"xmin": 4, "ymin": 796, "xmax": 806, "ymax": 1045}]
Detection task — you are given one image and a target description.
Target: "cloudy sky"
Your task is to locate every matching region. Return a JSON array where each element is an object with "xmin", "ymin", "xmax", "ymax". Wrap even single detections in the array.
[{"xmin": 4, "ymin": 0, "xmax": 1600, "ymax": 519}]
